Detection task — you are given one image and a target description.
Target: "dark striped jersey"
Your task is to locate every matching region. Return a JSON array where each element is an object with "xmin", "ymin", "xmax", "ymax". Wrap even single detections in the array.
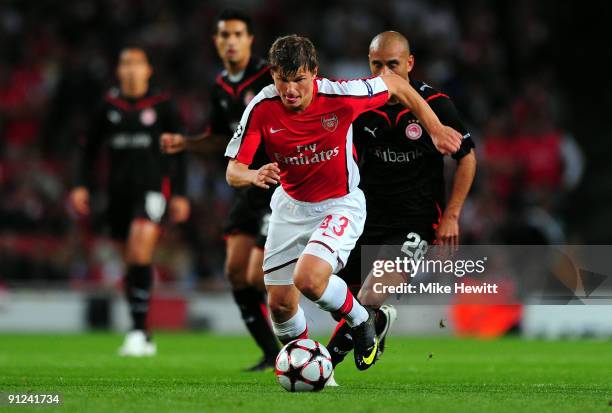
[
  {"xmin": 210, "ymin": 57, "xmax": 272, "ymax": 170},
  {"xmin": 353, "ymin": 79, "xmax": 474, "ymax": 231},
  {"xmin": 76, "ymin": 89, "xmax": 186, "ymax": 196}
]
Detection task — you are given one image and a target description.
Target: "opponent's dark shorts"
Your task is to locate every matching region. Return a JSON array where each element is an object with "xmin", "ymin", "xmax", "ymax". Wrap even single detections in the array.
[
  {"xmin": 223, "ymin": 186, "xmax": 272, "ymax": 248},
  {"xmin": 106, "ymin": 190, "xmax": 167, "ymax": 241},
  {"xmin": 338, "ymin": 223, "xmax": 437, "ymax": 291}
]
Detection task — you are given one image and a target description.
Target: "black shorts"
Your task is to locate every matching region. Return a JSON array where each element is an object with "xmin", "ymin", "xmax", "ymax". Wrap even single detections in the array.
[
  {"xmin": 338, "ymin": 223, "xmax": 437, "ymax": 290},
  {"xmin": 223, "ymin": 186, "xmax": 272, "ymax": 248},
  {"xmin": 106, "ymin": 190, "xmax": 167, "ymax": 241}
]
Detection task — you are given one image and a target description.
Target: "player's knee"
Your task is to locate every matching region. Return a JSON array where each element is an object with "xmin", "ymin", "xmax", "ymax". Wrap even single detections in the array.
[
  {"xmin": 246, "ymin": 269, "xmax": 265, "ymax": 291},
  {"xmin": 224, "ymin": 262, "xmax": 249, "ymax": 289},
  {"xmin": 125, "ymin": 220, "xmax": 158, "ymax": 264},
  {"xmin": 125, "ymin": 247, "xmax": 153, "ymax": 265},
  {"xmin": 268, "ymin": 294, "xmax": 297, "ymax": 320},
  {"xmin": 126, "ymin": 256, "xmax": 151, "ymax": 266},
  {"xmin": 293, "ymin": 271, "xmax": 324, "ymax": 299},
  {"xmin": 245, "ymin": 250, "xmax": 265, "ymax": 290}
]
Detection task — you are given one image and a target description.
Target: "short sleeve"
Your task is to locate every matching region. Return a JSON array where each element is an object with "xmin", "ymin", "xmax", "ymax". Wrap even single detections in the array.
[
  {"xmin": 224, "ymin": 94, "xmax": 264, "ymax": 166},
  {"xmin": 351, "ymin": 77, "xmax": 390, "ymax": 118},
  {"xmin": 428, "ymin": 95, "xmax": 475, "ymax": 160},
  {"xmin": 318, "ymin": 77, "xmax": 389, "ymax": 120},
  {"xmin": 208, "ymin": 89, "xmax": 231, "ymax": 135}
]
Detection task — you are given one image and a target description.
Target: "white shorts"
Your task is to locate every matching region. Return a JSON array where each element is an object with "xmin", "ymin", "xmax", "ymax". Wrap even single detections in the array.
[{"xmin": 263, "ymin": 186, "xmax": 366, "ymax": 285}]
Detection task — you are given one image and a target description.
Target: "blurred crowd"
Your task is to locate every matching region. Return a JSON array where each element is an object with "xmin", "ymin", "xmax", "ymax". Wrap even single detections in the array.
[{"xmin": 0, "ymin": 0, "xmax": 588, "ymax": 289}]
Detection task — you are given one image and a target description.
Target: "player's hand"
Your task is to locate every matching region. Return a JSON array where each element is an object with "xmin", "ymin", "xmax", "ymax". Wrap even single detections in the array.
[
  {"xmin": 430, "ymin": 125, "xmax": 462, "ymax": 155},
  {"xmin": 69, "ymin": 186, "xmax": 90, "ymax": 216},
  {"xmin": 253, "ymin": 162, "xmax": 280, "ymax": 189},
  {"xmin": 160, "ymin": 133, "xmax": 186, "ymax": 154},
  {"xmin": 436, "ymin": 212, "xmax": 460, "ymax": 252},
  {"xmin": 168, "ymin": 195, "xmax": 190, "ymax": 223}
]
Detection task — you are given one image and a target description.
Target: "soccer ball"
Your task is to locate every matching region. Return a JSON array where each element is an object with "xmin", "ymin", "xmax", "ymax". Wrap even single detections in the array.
[{"xmin": 274, "ymin": 338, "xmax": 334, "ymax": 392}]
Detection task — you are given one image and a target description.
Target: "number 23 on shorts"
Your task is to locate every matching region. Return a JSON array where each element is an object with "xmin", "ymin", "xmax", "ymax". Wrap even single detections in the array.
[{"xmin": 319, "ymin": 214, "xmax": 349, "ymax": 237}]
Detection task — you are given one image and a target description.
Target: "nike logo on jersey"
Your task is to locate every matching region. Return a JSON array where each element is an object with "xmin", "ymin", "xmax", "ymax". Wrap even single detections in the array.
[
  {"xmin": 420, "ymin": 83, "xmax": 432, "ymax": 91},
  {"xmin": 364, "ymin": 126, "xmax": 378, "ymax": 138},
  {"xmin": 270, "ymin": 127, "xmax": 286, "ymax": 134}
]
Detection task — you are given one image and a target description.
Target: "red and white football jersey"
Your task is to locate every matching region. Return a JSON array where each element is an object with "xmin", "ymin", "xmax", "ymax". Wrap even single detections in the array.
[{"xmin": 225, "ymin": 77, "xmax": 389, "ymax": 202}]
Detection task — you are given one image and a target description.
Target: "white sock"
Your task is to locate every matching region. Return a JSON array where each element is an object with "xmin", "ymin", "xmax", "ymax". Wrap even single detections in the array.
[
  {"xmin": 272, "ymin": 305, "xmax": 308, "ymax": 344},
  {"xmin": 315, "ymin": 274, "xmax": 369, "ymax": 327}
]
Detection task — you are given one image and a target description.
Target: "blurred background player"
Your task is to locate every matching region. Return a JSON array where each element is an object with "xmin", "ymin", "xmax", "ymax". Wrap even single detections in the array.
[
  {"xmin": 69, "ymin": 47, "xmax": 190, "ymax": 356},
  {"xmin": 225, "ymin": 34, "xmax": 462, "ymax": 371},
  {"xmin": 327, "ymin": 31, "xmax": 477, "ymax": 367},
  {"xmin": 160, "ymin": 9, "xmax": 279, "ymax": 371}
]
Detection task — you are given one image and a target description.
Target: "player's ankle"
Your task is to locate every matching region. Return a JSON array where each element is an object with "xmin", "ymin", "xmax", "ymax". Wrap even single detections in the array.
[{"xmin": 272, "ymin": 306, "xmax": 307, "ymax": 344}]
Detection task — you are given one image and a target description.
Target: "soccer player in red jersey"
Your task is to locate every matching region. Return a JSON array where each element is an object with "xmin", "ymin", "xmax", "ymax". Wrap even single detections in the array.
[{"xmin": 225, "ymin": 35, "xmax": 462, "ymax": 370}]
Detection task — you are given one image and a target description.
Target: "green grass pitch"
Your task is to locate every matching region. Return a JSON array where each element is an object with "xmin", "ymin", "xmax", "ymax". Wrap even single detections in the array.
[{"xmin": 0, "ymin": 333, "xmax": 610, "ymax": 412}]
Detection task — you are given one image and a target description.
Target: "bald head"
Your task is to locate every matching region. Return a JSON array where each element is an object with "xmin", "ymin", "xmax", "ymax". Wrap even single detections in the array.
[
  {"xmin": 368, "ymin": 31, "xmax": 414, "ymax": 104},
  {"xmin": 369, "ymin": 31, "xmax": 411, "ymax": 55}
]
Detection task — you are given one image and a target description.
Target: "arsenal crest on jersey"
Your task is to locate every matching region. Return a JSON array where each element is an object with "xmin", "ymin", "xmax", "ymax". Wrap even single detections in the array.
[{"xmin": 321, "ymin": 113, "xmax": 338, "ymax": 132}]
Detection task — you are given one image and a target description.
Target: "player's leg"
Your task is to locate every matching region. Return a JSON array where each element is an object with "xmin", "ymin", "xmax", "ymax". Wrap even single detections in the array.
[
  {"xmin": 225, "ymin": 233, "xmax": 255, "ymax": 289},
  {"xmin": 327, "ymin": 237, "xmax": 366, "ymax": 367},
  {"xmin": 325, "ymin": 294, "xmax": 396, "ymax": 385},
  {"xmin": 354, "ymin": 240, "xmax": 406, "ymax": 359},
  {"xmin": 223, "ymin": 192, "xmax": 259, "ymax": 289},
  {"xmin": 263, "ymin": 189, "xmax": 313, "ymax": 345},
  {"xmin": 247, "ymin": 213, "xmax": 269, "ymax": 291},
  {"xmin": 247, "ymin": 247, "xmax": 266, "ymax": 291},
  {"xmin": 120, "ymin": 219, "xmax": 161, "ymax": 356},
  {"xmin": 328, "ymin": 307, "xmax": 397, "ymax": 367},
  {"xmin": 118, "ymin": 191, "xmax": 165, "ymax": 357},
  {"xmin": 354, "ymin": 228, "xmax": 434, "ymax": 360},
  {"xmin": 292, "ymin": 251, "xmax": 377, "ymax": 370},
  {"xmin": 224, "ymin": 203, "xmax": 279, "ymax": 370},
  {"xmin": 241, "ymin": 222, "xmax": 281, "ymax": 371},
  {"xmin": 225, "ymin": 235, "xmax": 268, "ymax": 348},
  {"xmin": 262, "ymin": 186, "xmax": 377, "ymax": 369},
  {"xmin": 124, "ymin": 218, "xmax": 161, "ymax": 326},
  {"xmin": 357, "ymin": 230, "xmax": 422, "ymax": 360},
  {"xmin": 328, "ymin": 229, "xmax": 404, "ymax": 367},
  {"xmin": 267, "ymin": 283, "xmax": 307, "ymax": 344},
  {"xmin": 294, "ymin": 194, "xmax": 379, "ymax": 370}
]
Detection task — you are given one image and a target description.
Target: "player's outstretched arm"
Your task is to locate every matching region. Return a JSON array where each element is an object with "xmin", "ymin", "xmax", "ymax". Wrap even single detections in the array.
[
  {"xmin": 160, "ymin": 131, "xmax": 226, "ymax": 154},
  {"xmin": 380, "ymin": 74, "xmax": 462, "ymax": 155},
  {"xmin": 226, "ymin": 159, "xmax": 280, "ymax": 189}
]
